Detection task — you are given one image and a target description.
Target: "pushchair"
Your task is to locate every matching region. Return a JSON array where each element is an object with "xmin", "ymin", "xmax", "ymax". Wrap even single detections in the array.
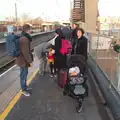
[{"xmin": 63, "ymin": 54, "xmax": 88, "ymax": 113}]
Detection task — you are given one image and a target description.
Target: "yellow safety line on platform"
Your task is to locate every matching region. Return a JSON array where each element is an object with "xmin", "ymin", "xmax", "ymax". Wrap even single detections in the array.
[{"xmin": 0, "ymin": 69, "xmax": 39, "ymax": 120}]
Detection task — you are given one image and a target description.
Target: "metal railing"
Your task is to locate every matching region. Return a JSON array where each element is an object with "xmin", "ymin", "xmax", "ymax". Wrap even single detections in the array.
[{"xmin": 86, "ymin": 32, "xmax": 120, "ymax": 94}]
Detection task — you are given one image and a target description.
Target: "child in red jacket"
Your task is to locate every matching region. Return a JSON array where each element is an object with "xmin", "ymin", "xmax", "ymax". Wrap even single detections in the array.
[{"xmin": 47, "ymin": 47, "xmax": 56, "ymax": 77}]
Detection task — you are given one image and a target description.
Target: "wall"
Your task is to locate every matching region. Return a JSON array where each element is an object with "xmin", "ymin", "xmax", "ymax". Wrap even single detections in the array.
[{"xmin": 85, "ymin": 0, "xmax": 98, "ymax": 33}]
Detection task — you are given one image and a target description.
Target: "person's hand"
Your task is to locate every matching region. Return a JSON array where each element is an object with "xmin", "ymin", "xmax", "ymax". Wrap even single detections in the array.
[
  {"xmin": 27, "ymin": 63, "xmax": 32, "ymax": 67},
  {"xmin": 30, "ymin": 63, "xmax": 32, "ymax": 67}
]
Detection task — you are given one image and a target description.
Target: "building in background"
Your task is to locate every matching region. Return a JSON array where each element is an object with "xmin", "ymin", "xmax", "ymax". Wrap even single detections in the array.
[
  {"xmin": 0, "ymin": 21, "xmax": 16, "ymax": 38},
  {"xmin": 71, "ymin": 0, "xmax": 98, "ymax": 33},
  {"xmin": 0, "ymin": 21, "xmax": 15, "ymax": 32},
  {"xmin": 72, "ymin": 0, "xmax": 85, "ymax": 22},
  {"xmin": 97, "ymin": 17, "xmax": 120, "ymax": 37}
]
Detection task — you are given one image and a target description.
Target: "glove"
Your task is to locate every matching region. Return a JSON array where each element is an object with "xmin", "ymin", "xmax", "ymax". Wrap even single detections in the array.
[
  {"xmin": 27, "ymin": 63, "xmax": 32, "ymax": 67},
  {"xmin": 30, "ymin": 63, "xmax": 32, "ymax": 67}
]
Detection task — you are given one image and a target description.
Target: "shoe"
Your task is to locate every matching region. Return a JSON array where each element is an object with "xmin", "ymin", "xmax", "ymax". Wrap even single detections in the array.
[
  {"xmin": 76, "ymin": 99, "xmax": 83, "ymax": 113},
  {"xmin": 54, "ymin": 74, "xmax": 57, "ymax": 78},
  {"xmin": 26, "ymin": 87, "xmax": 32, "ymax": 91},
  {"xmin": 50, "ymin": 74, "xmax": 53, "ymax": 77},
  {"xmin": 40, "ymin": 72, "xmax": 44, "ymax": 76},
  {"xmin": 22, "ymin": 91, "xmax": 31, "ymax": 97}
]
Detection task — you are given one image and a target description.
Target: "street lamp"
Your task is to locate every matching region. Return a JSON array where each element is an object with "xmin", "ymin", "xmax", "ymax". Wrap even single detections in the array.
[
  {"xmin": 13, "ymin": 0, "xmax": 18, "ymax": 24},
  {"xmin": 14, "ymin": 2, "xmax": 17, "ymax": 24}
]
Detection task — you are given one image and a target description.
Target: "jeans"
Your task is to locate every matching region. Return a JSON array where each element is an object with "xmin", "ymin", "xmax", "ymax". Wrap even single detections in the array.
[{"xmin": 20, "ymin": 67, "xmax": 28, "ymax": 91}]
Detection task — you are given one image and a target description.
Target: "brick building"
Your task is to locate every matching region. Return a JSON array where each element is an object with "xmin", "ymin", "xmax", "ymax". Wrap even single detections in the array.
[
  {"xmin": 72, "ymin": 0, "xmax": 85, "ymax": 22},
  {"xmin": 0, "ymin": 21, "xmax": 15, "ymax": 32}
]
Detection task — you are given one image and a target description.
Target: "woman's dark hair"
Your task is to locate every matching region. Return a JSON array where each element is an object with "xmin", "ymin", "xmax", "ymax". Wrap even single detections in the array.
[
  {"xmin": 77, "ymin": 28, "xmax": 85, "ymax": 35},
  {"xmin": 55, "ymin": 28, "xmax": 64, "ymax": 39}
]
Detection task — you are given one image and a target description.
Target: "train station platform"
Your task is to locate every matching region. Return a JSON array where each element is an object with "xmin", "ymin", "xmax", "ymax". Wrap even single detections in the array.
[
  {"xmin": 5, "ymin": 69, "xmax": 106, "ymax": 120},
  {"xmin": 0, "ymin": 62, "xmax": 110, "ymax": 120},
  {"xmin": 0, "ymin": 35, "xmax": 114, "ymax": 120},
  {"xmin": 0, "ymin": 46, "xmax": 111, "ymax": 120}
]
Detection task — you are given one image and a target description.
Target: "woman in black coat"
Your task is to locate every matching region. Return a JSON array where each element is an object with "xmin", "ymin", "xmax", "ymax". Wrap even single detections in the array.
[
  {"xmin": 72, "ymin": 28, "xmax": 88, "ymax": 60},
  {"xmin": 54, "ymin": 28, "xmax": 67, "ymax": 70}
]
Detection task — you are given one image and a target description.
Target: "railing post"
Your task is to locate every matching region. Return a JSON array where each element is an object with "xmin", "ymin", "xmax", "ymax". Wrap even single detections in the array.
[
  {"xmin": 89, "ymin": 33, "xmax": 92, "ymax": 54},
  {"xmin": 85, "ymin": 32, "xmax": 91, "ymax": 54},
  {"xmin": 94, "ymin": 30, "xmax": 100, "ymax": 65}
]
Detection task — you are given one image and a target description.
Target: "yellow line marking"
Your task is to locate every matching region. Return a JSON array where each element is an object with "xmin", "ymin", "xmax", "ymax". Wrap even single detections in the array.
[{"xmin": 0, "ymin": 69, "xmax": 39, "ymax": 120}]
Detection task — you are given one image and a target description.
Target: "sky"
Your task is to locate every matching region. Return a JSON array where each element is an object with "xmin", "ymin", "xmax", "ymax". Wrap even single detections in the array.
[
  {"xmin": 0, "ymin": 0, "xmax": 70, "ymax": 21},
  {"xmin": 98, "ymin": 0, "xmax": 120, "ymax": 16},
  {"xmin": 0, "ymin": 0, "xmax": 120, "ymax": 21}
]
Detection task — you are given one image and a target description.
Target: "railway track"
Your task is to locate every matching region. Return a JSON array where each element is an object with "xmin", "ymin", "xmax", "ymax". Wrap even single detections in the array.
[{"xmin": 0, "ymin": 33, "xmax": 55, "ymax": 75}]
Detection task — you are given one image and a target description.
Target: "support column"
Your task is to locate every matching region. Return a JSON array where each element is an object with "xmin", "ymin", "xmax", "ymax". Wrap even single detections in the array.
[{"xmin": 85, "ymin": 0, "xmax": 98, "ymax": 33}]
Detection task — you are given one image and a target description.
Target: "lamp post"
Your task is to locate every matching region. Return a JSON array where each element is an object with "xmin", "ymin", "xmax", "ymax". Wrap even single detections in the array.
[
  {"xmin": 15, "ymin": 2, "xmax": 17, "ymax": 24},
  {"xmin": 14, "ymin": 0, "xmax": 18, "ymax": 31}
]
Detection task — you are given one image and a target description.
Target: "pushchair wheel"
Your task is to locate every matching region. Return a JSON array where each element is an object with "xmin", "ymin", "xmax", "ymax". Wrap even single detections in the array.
[
  {"xmin": 63, "ymin": 90, "xmax": 67, "ymax": 96},
  {"xmin": 76, "ymin": 99, "xmax": 83, "ymax": 113}
]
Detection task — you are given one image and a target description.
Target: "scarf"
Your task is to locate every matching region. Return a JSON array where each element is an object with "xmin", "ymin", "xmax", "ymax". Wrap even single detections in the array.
[{"xmin": 21, "ymin": 31, "xmax": 32, "ymax": 41}]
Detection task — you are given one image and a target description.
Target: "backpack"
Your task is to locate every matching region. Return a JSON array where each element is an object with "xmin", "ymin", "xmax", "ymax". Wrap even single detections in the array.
[
  {"xmin": 60, "ymin": 39, "xmax": 72, "ymax": 55},
  {"xmin": 6, "ymin": 34, "xmax": 21, "ymax": 57}
]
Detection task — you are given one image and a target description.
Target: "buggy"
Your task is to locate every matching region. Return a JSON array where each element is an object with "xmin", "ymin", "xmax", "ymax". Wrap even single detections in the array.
[{"xmin": 63, "ymin": 55, "xmax": 88, "ymax": 113}]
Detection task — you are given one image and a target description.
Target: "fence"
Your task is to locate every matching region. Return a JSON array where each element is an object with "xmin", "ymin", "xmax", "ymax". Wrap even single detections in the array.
[{"xmin": 86, "ymin": 32, "xmax": 120, "ymax": 94}]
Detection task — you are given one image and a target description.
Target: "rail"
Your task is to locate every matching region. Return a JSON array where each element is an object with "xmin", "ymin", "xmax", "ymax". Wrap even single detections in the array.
[{"xmin": 86, "ymin": 32, "xmax": 120, "ymax": 120}]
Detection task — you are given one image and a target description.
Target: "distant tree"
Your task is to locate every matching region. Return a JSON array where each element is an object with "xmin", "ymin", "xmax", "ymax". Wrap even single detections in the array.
[
  {"xmin": 31, "ymin": 17, "xmax": 43, "ymax": 25},
  {"xmin": 20, "ymin": 13, "xmax": 31, "ymax": 24},
  {"xmin": 53, "ymin": 21, "xmax": 61, "ymax": 29},
  {"xmin": 5, "ymin": 16, "xmax": 16, "ymax": 22}
]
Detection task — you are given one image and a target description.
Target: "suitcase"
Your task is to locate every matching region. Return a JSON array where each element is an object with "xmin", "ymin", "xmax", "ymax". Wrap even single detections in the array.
[{"xmin": 58, "ymin": 69, "xmax": 67, "ymax": 88}]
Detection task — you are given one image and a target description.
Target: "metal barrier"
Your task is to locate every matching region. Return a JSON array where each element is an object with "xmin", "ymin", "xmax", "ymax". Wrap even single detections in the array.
[
  {"xmin": 86, "ymin": 32, "xmax": 120, "ymax": 120},
  {"xmin": 87, "ymin": 33, "xmax": 120, "ymax": 92}
]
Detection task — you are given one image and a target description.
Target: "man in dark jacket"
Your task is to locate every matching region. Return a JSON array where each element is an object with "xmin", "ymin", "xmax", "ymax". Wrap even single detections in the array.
[
  {"xmin": 71, "ymin": 23, "xmax": 78, "ymax": 53},
  {"xmin": 71, "ymin": 23, "xmax": 78, "ymax": 44},
  {"xmin": 16, "ymin": 24, "xmax": 33, "ymax": 96}
]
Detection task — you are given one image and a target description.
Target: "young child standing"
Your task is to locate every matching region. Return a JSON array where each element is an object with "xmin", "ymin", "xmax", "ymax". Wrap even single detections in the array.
[
  {"xmin": 34, "ymin": 42, "xmax": 50, "ymax": 75},
  {"xmin": 47, "ymin": 47, "xmax": 56, "ymax": 77}
]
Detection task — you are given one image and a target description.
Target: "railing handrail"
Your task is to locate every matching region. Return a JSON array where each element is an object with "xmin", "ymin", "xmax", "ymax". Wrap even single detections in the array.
[
  {"xmin": 86, "ymin": 32, "xmax": 120, "ymax": 40},
  {"xmin": 87, "ymin": 31, "xmax": 120, "ymax": 119}
]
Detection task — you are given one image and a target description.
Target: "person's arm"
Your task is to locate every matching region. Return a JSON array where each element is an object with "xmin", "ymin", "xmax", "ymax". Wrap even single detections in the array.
[
  {"xmin": 84, "ymin": 38, "xmax": 88, "ymax": 60},
  {"xmin": 57, "ymin": 37, "xmax": 62, "ymax": 50},
  {"xmin": 55, "ymin": 37, "xmax": 62, "ymax": 54},
  {"xmin": 20, "ymin": 37, "xmax": 33, "ymax": 63}
]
